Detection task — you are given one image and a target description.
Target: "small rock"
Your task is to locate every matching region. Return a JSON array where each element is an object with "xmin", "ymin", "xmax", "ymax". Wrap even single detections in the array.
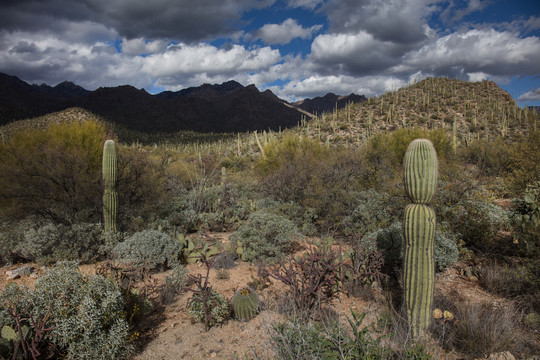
[
  {"xmin": 210, "ymin": 352, "xmax": 217, "ymax": 358},
  {"xmin": 8, "ymin": 266, "xmax": 33, "ymax": 280},
  {"xmin": 5, "ymin": 270, "xmax": 12, "ymax": 276}
]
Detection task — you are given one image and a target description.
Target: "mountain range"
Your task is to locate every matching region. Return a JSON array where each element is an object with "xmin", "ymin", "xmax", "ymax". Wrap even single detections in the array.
[
  {"xmin": 293, "ymin": 93, "xmax": 367, "ymax": 115},
  {"xmin": 0, "ymin": 73, "xmax": 365, "ymax": 133}
]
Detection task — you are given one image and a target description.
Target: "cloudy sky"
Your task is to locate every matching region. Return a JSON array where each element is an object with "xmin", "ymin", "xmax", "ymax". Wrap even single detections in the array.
[{"xmin": 0, "ymin": 0, "xmax": 539, "ymax": 105}]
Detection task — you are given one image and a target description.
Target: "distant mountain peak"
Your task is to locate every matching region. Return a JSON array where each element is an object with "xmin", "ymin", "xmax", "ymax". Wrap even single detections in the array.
[
  {"xmin": 0, "ymin": 72, "xmax": 301, "ymax": 133},
  {"xmin": 293, "ymin": 92, "xmax": 367, "ymax": 115}
]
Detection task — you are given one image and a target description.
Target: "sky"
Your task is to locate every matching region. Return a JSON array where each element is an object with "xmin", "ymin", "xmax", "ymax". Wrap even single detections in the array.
[{"xmin": 0, "ymin": 0, "xmax": 539, "ymax": 105}]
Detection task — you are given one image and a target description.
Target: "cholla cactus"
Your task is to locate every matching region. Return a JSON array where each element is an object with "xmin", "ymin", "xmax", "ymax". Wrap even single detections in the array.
[
  {"xmin": 102, "ymin": 140, "xmax": 117, "ymax": 232},
  {"xmin": 232, "ymin": 287, "xmax": 260, "ymax": 321},
  {"xmin": 402, "ymin": 139, "xmax": 438, "ymax": 338}
]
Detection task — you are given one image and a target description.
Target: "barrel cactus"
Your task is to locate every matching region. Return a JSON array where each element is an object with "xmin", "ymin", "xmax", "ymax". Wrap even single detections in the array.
[
  {"xmin": 102, "ymin": 140, "xmax": 117, "ymax": 232},
  {"xmin": 232, "ymin": 287, "xmax": 260, "ymax": 321},
  {"xmin": 402, "ymin": 139, "xmax": 438, "ymax": 338}
]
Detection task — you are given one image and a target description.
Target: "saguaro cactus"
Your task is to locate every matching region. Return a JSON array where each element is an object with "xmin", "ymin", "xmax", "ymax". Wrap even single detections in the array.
[
  {"xmin": 102, "ymin": 140, "xmax": 117, "ymax": 232},
  {"xmin": 402, "ymin": 139, "xmax": 438, "ymax": 338}
]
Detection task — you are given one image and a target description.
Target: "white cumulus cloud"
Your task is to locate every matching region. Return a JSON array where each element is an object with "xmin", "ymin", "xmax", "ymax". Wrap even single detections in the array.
[
  {"xmin": 255, "ymin": 18, "xmax": 322, "ymax": 45},
  {"xmin": 395, "ymin": 28, "xmax": 540, "ymax": 77},
  {"xmin": 517, "ymin": 87, "xmax": 540, "ymax": 102}
]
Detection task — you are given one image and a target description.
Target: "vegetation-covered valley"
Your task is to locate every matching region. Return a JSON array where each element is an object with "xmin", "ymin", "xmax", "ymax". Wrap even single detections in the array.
[{"xmin": 0, "ymin": 78, "xmax": 539, "ymax": 359}]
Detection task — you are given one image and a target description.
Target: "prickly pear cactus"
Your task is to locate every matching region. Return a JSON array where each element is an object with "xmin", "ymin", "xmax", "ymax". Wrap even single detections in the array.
[
  {"xmin": 102, "ymin": 140, "xmax": 117, "ymax": 232},
  {"xmin": 402, "ymin": 139, "xmax": 438, "ymax": 338},
  {"xmin": 232, "ymin": 287, "xmax": 260, "ymax": 321}
]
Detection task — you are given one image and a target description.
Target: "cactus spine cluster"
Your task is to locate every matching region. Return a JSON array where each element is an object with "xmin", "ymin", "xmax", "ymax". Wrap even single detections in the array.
[
  {"xmin": 102, "ymin": 140, "xmax": 117, "ymax": 232},
  {"xmin": 232, "ymin": 287, "xmax": 259, "ymax": 321},
  {"xmin": 402, "ymin": 139, "xmax": 438, "ymax": 338}
]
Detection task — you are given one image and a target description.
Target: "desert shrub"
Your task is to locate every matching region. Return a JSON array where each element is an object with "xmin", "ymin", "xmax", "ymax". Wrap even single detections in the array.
[
  {"xmin": 447, "ymin": 197, "xmax": 512, "ymax": 254},
  {"xmin": 479, "ymin": 261, "xmax": 540, "ymax": 312},
  {"xmin": 459, "ymin": 137, "xmax": 516, "ymax": 176},
  {"xmin": 256, "ymin": 198, "xmax": 318, "ymax": 236},
  {"xmin": 433, "ymin": 230, "xmax": 460, "ymax": 272},
  {"xmin": 187, "ymin": 288, "xmax": 229, "ymax": 329},
  {"xmin": 342, "ymin": 237, "xmax": 387, "ymax": 298},
  {"xmin": 447, "ymin": 301, "xmax": 518, "ymax": 358},
  {"xmin": 230, "ymin": 210, "xmax": 302, "ymax": 263},
  {"xmin": 0, "ymin": 120, "xmax": 106, "ymax": 224},
  {"xmin": 156, "ymin": 182, "xmax": 253, "ymax": 233},
  {"xmin": 255, "ymin": 133, "xmax": 365, "ymax": 235},
  {"xmin": 113, "ymin": 230, "xmax": 181, "ymax": 271},
  {"xmin": 185, "ymin": 256, "xmax": 230, "ymax": 330},
  {"xmin": 270, "ymin": 311, "xmax": 392, "ymax": 360},
  {"xmin": 363, "ymin": 222, "xmax": 459, "ymax": 272},
  {"xmin": 263, "ymin": 240, "xmax": 344, "ymax": 315},
  {"xmin": 161, "ymin": 264, "xmax": 189, "ymax": 303},
  {"xmin": 0, "ymin": 262, "xmax": 133, "ymax": 360},
  {"xmin": 510, "ymin": 130, "xmax": 540, "ymax": 194},
  {"xmin": 116, "ymin": 146, "xmax": 165, "ymax": 230},
  {"xmin": 0, "ymin": 219, "xmax": 35, "ymax": 265},
  {"xmin": 360, "ymin": 128, "xmax": 452, "ymax": 192},
  {"xmin": 342, "ymin": 190, "xmax": 402, "ymax": 238},
  {"xmin": 14, "ymin": 222, "xmax": 119, "ymax": 265},
  {"xmin": 511, "ymin": 181, "xmax": 540, "ymax": 257}
]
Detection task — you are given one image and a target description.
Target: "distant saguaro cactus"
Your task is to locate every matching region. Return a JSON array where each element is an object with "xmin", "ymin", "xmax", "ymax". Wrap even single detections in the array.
[
  {"xmin": 102, "ymin": 140, "xmax": 117, "ymax": 232},
  {"xmin": 402, "ymin": 138, "xmax": 438, "ymax": 338}
]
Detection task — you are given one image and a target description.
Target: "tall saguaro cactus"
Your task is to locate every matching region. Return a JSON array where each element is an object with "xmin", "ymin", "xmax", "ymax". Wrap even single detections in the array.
[
  {"xmin": 102, "ymin": 140, "xmax": 117, "ymax": 232},
  {"xmin": 402, "ymin": 139, "xmax": 438, "ymax": 338}
]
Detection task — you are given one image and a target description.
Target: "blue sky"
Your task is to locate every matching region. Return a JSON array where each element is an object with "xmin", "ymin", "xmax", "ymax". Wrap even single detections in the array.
[{"xmin": 0, "ymin": 0, "xmax": 539, "ymax": 105}]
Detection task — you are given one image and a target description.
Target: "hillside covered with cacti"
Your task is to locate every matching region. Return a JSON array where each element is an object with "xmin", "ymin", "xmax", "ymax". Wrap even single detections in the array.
[{"xmin": 0, "ymin": 77, "xmax": 539, "ymax": 359}]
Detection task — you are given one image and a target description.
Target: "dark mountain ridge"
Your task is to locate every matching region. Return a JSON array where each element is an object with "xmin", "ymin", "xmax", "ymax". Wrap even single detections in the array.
[
  {"xmin": 0, "ymin": 73, "xmax": 301, "ymax": 133},
  {"xmin": 294, "ymin": 92, "xmax": 367, "ymax": 115}
]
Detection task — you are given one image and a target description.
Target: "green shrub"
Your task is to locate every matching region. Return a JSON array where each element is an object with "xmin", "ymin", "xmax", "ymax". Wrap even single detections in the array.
[
  {"xmin": 187, "ymin": 289, "xmax": 229, "ymax": 329},
  {"xmin": 255, "ymin": 134, "xmax": 365, "ymax": 234},
  {"xmin": 116, "ymin": 146, "xmax": 165, "ymax": 230},
  {"xmin": 113, "ymin": 230, "xmax": 181, "ymax": 271},
  {"xmin": 185, "ymin": 256, "xmax": 229, "ymax": 330},
  {"xmin": 270, "ymin": 311, "xmax": 391, "ymax": 359},
  {"xmin": 15, "ymin": 222, "xmax": 118, "ymax": 265},
  {"xmin": 156, "ymin": 182, "xmax": 253, "ymax": 233},
  {"xmin": 360, "ymin": 128, "xmax": 452, "ymax": 192},
  {"xmin": 510, "ymin": 131, "xmax": 540, "ymax": 194},
  {"xmin": 0, "ymin": 120, "xmax": 106, "ymax": 224},
  {"xmin": 0, "ymin": 262, "xmax": 133, "ymax": 359},
  {"xmin": 255, "ymin": 198, "xmax": 318, "ymax": 236},
  {"xmin": 512, "ymin": 181, "xmax": 540, "ymax": 257},
  {"xmin": 449, "ymin": 198, "xmax": 511, "ymax": 254},
  {"xmin": 363, "ymin": 222, "xmax": 458, "ymax": 272},
  {"xmin": 342, "ymin": 190, "xmax": 401, "ymax": 238},
  {"xmin": 161, "ymin": 264, "xmax": 189, "ymax": 303},
  {"xmin": 230, "ymin": 210, "xmax": 302, "ymax": 263}
]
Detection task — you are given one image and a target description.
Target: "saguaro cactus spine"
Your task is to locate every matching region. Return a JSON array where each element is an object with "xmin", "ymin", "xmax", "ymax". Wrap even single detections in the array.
[
  {"xmin": 402, "ymin": 138, "xmax": 438, "ymax": 338},
  {"xmin": 103, "ymin": 140, "xmax": 117, "ymax": 232}
]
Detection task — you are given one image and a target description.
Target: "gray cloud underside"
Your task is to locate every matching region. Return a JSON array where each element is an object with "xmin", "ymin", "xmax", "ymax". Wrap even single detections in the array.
[{"xmin": 0, "ymin": 0, "xmax": 275, "ymax": 42}]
